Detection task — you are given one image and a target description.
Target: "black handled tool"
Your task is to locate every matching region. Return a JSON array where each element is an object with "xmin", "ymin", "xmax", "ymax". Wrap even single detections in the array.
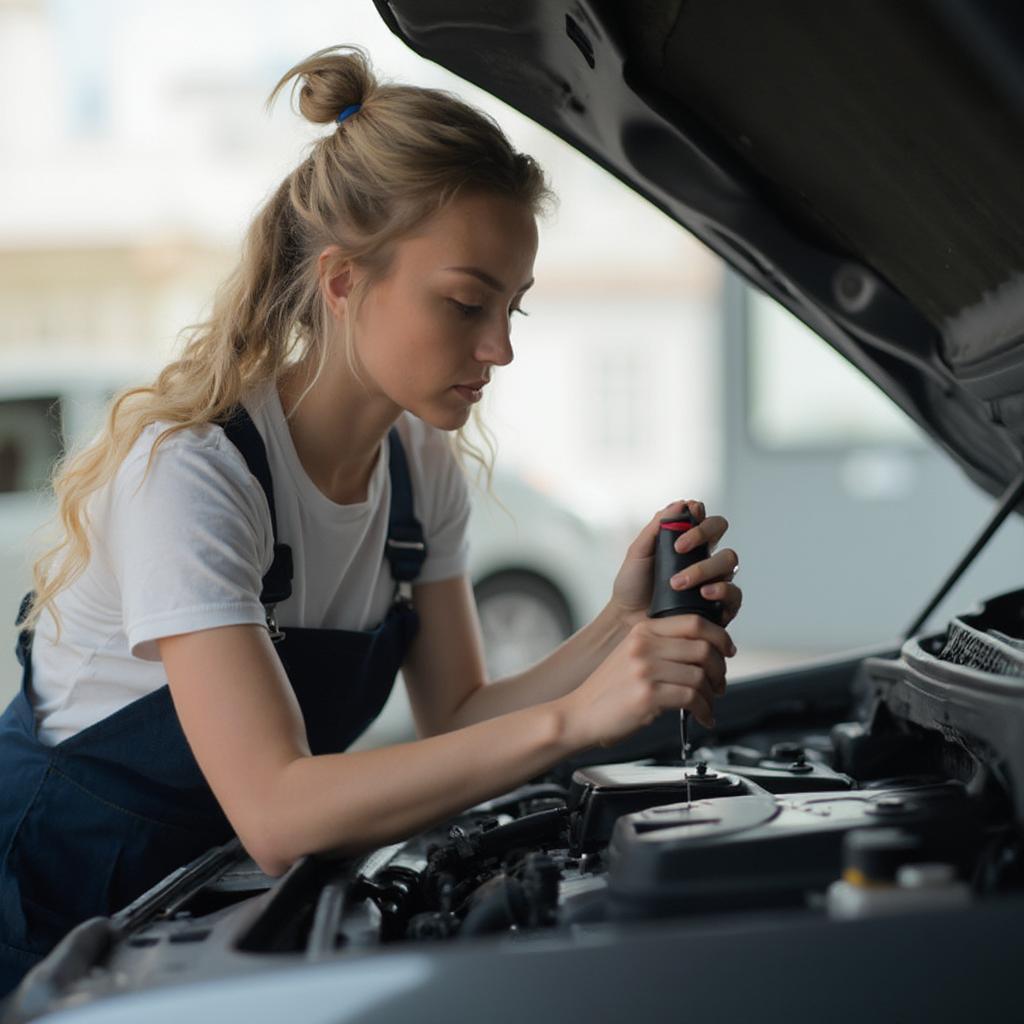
[{"xmin": 647, "ymin": 509, "xmax": 723, "ymax": 776}]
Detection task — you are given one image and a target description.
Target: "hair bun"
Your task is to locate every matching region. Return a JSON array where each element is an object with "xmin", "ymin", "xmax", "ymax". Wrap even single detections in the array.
[{"xmin": 267, "ymin": 44, "xmax": 375, "ymax": 127}]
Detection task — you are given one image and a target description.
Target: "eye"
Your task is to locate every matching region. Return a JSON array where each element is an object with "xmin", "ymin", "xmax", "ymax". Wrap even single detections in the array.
[
  {"xmin": 510, "ymin": 306, "xmax": 530, "ymax": 318},
  {"xmin": 448, "ymin": 299, "xmax": 483, "ymax": 317}
]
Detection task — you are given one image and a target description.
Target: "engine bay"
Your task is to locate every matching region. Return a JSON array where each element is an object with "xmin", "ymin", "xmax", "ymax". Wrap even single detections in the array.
[{"xmin": 6, "ymin": 589, "xmax": 1024, "ymax": 1021}]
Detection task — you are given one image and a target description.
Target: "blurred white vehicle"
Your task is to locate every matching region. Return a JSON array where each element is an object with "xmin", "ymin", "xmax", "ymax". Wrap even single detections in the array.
[{"xmin": 0, "ymin": 367, "xmax": 618, "ymax": 740}]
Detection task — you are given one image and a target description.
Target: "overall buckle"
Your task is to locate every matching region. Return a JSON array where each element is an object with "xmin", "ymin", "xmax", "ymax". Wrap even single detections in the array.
[{"xmin": 266, "ymin": 604, "xmax": 286, "ymax": 644}]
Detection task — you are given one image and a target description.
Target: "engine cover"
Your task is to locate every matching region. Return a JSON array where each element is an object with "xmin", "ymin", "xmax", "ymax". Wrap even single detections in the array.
[
  {"xmin": 607, "ymin": 781, "xmax": 982, "ymax": 920},
  {"xmin": 568, "ymin": 752, "xmax": 854, "ymax": 854},
  {"xmin": 568, "ymin": 763, "xmax": 755, "ymax": 853}
]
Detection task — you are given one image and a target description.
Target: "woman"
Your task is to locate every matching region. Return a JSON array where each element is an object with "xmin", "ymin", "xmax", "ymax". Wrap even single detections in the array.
[{"xmin": 0, "ymin": 45, "xmax": 741, "ymax": 994}]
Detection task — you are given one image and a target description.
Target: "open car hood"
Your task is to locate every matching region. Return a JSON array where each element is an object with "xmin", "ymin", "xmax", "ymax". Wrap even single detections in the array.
[{"xmin": 373, "ymin": 0, "xmax": 1024, "ymax": 507}]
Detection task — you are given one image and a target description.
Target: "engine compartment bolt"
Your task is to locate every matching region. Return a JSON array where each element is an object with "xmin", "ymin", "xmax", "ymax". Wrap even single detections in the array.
[{"xmin": 770, "ymin": 741, "xmax": 806, "ymax": 762}]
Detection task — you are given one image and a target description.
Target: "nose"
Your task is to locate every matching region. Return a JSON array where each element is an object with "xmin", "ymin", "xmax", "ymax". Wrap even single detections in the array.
[{"xmin": 476, "ymin": 320, "xmax": 514, "ymax": 367}]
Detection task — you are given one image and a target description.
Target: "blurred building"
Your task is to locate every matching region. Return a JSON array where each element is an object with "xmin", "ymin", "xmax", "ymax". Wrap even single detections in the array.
[{"xmin": 0, "ymin": 0, "xmax": 723, "ymax": 541}]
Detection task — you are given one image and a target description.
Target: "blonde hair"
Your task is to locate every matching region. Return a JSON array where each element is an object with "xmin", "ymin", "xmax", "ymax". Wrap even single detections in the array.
[{"xmin": 25, "ymin": 44, "xmax": 553, "ymax": 635}]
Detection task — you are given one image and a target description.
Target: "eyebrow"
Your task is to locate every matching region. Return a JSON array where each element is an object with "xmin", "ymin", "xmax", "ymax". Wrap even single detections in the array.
[{"xmin": 444, "ymin": 266, "xmax": 535, "ymax": 294}]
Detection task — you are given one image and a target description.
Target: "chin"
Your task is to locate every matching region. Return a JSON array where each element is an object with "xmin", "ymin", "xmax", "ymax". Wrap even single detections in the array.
[{"xmin": 405, "ymin": 396, "xmax": 470, "ymax": 432}]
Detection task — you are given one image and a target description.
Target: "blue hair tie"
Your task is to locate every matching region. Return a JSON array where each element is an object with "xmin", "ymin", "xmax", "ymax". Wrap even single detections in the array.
[{"xmin": 336, "ymin": 103, "xmax": 361, "ymax": 125}]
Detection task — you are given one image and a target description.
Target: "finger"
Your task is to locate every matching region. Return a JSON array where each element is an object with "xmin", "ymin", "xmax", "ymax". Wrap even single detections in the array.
[
  {"xmin": 647, "ymin": 614, "xmax": 735, "ymax": 659},
  {"xmin": 632, "ymin": 499, "xmax": 706, "ymax": 559},
  {"xmin": 675, "ymin": 641, "xmax": 726, "ymax": 695},
  {"xmin": 698, "ymin": 582, "xmax": 742, "ymax": 629},
  {"xmin": 627, "ymin": 506, "xmax": 672, "ymax": 560},
  {"xmin": 670, "ymin": 548, "xmax": 738, "ymax": 591},
  {"xmin": 648, "ymin": 640, "xmax": 726, "ymax": 695},
  {"xmin": 708, "ymin": 651, "xmax": 728, "ymax": 695},
  {"xmin": 661, "ymin": 498, "xmax": 705, "ymax": 525},
  {"xmin": 654, "ymin": 674, "xmax": 715, "ymax": 729},
  {"xmin": 673, "ymin": 514, "xmax": 729, "ymax": 555}
]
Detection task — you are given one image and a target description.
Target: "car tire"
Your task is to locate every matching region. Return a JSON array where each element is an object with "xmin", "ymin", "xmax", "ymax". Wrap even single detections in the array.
[{"xmin": 473, "ymin": 570, "xmax": 575, "ymax": 679}]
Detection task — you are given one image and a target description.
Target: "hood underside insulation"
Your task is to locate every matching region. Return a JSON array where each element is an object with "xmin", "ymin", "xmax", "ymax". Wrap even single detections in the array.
[{"xmin": 613, "ymin": 0, "xmax": 1024, "ymax": 367}]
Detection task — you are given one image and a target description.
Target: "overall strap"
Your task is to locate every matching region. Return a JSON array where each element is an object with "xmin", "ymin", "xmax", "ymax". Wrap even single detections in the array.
[
  {"xmin": 14, "ymin": 590, "xmax": 35, "ymax": 666},
  {"xmin": 219, "ymin": 407, "xmax": 293, "ymax": 637},
  {"xmin": 385, "ymin": 427, "xmax": 427, "ymax": 602},
  {"xmin": 220, "ymin": 405, "xmax": 428, "ymax": 615}
]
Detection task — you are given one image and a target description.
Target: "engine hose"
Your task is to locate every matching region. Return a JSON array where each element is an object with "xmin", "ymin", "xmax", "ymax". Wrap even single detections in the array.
[
  {"xmin": 474, "ymin": 808, "xmax": 569, "ymax": 860},
  {"xmin": 457, "ymin": 876, "xmax": 529, "ymax": 937}
]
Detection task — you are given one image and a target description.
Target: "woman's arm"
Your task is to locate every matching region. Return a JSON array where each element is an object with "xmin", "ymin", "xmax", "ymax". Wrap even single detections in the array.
[
  {"xmin": 161, "ymin": 580, "xmax": 731, "ymax": 876},
  {"xmin": 401, "ymin": 575, "xmax": 628, "ymax": 734},
  {"xmin": 409, "ymin": 500, "xmax": 742, "ymax": 732},
  {"xmin": 158, "ymin": 623, "xmax": 576, "ymax": 878}
]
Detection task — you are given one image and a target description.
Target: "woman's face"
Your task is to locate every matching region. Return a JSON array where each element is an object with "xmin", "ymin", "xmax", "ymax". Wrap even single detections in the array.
[{"xmin": 348, "ymin": 191, "xmax": 538, "ymax": 429}]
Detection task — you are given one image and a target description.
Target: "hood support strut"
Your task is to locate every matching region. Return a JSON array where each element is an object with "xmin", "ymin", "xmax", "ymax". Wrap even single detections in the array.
[{"xmin": 905, "ymin": 469, "xmax": 1024, "ymax": 639}]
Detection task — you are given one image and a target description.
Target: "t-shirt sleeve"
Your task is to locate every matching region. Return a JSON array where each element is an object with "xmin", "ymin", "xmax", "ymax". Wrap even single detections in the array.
[
  {"xmin": 105, "ymin": 430, "xmax": 273, "ymax": 660},
  {"xmin": 415, "ymin": 433, "xmax": 471, "ymax": 584}
]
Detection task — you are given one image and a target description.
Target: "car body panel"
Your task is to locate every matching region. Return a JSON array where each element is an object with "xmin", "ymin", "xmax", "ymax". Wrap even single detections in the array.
[
  {"xmin": 372, "ymin": 0, "xmax": 1024, "ymax": 509},
  {"xmin": 21, "ymin": 896, "xmax": 1024, "ymax": 1024}
]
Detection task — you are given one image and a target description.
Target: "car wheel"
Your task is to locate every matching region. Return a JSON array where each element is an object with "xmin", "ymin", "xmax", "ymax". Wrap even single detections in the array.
[{"xmin": 473, "ymin": 570, "xmax": 575, "ymax": 679}]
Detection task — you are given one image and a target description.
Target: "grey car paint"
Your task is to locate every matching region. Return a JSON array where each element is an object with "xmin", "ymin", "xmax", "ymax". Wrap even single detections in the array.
[{"xmin": 24, "ymin": 899, "xmax": 1024, "ymax": 1024}]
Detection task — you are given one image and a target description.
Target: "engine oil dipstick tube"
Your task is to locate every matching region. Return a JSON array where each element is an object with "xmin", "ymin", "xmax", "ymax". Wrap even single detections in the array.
[{"xmin": 648, "ymin": 509, "xmax": 724, "ymax": 805}]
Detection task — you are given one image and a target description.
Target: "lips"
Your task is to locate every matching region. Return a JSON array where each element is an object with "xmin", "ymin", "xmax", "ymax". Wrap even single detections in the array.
[{"xmin": 453, "ymin": 381, "xmax": 486, "ymax": 405}]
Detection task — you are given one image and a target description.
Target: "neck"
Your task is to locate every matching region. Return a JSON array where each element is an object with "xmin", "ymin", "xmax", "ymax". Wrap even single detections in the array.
[{"xmin": 276, "ymin": 351, "xmax": 401, "ymax": 505}]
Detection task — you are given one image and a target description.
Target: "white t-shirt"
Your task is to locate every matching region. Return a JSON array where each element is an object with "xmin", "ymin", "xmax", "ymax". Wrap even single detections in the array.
[{"xmin": 29, "ymin": 383, "xmax": 471, "ymax": 746}]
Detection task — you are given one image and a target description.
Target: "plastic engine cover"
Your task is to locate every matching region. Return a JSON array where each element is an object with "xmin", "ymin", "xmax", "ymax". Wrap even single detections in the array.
[{"xmin": 607, "ymin": 781, "xmax": 982, "ymax": 920}]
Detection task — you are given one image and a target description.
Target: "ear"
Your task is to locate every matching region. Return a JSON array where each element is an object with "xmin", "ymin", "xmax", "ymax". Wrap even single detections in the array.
[{"xmin": 317, "ymin": 246, "xmax": 354, "ymax": 320}]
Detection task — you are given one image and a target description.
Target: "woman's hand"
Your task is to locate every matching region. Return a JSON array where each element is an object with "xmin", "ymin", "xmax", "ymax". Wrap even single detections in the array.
[
  {"xmin": 560, "ymin": 613, "xmax": 733, "ymax": 748},
  {"xmin": 607, "ymin": 499, "xmax": 742, "ymax": 629}
]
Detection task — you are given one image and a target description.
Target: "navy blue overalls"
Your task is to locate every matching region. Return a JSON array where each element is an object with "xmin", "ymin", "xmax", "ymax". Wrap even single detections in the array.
[{"xmin": 0, "ymin": 406, "xmax": 425, "ymax": 996}]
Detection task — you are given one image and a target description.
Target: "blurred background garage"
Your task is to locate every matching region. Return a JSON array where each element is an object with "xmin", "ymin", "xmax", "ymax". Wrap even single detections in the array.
[{"xmin": 3, "ymin": 0, "xmax": 1024, "ymax": 747}]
